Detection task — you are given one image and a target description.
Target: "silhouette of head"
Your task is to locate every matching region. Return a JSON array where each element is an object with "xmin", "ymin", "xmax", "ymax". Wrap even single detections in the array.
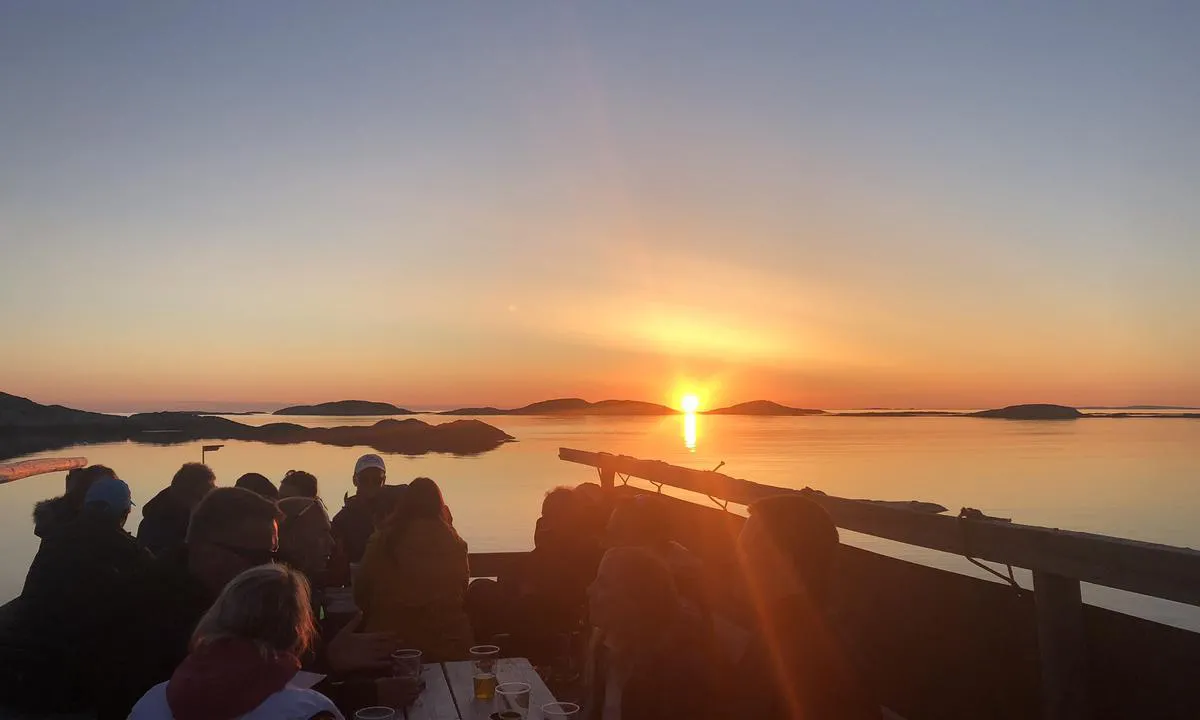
[
  {"xmin": 738, "ymin": 494, "xmax": 838, "ymax": 605},
  {"xmin": 589, "ymin": 547, "xmax": 680, "ymax": 653},
  {"xmin": 605, "ymin": 494, "xmax": 672, "ymax": 551},
  {"xmin": 65, "ymin": 464, "xmax": 117, "ymax": 503},
  {"xmin": 234, "ymin": 472, "xmax": 278, "ymax": 500},
  {"xmin": 352, "ymin": 454, "xmax": 386, "ymax": 495},
  {"xmin": 279, "ymin": 470, "xmax": 318, "ymax": 500},
  {"xmin": 191, "ymin": 564, "xmax": 316, "ymax": 659},
  {"xmin": 185, "ymin": 487, "xmax": 282, "ymax": 598},
  {"xmin": 171, "ymin": 463, "xmax": 216, "ymax": 509}
]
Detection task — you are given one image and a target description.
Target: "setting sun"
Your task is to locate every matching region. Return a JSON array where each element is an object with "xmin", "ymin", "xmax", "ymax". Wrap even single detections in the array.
[{"xmin": 680, "ymin": 394, "xmax": 701, "ymax": 413}]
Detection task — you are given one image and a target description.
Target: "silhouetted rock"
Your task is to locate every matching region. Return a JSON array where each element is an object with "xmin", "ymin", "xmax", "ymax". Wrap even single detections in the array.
[
  {"xmin": 440, "ymin": 398, "xmax": 676, "ymax": 416},
  {"xmin": 0, "ymin": 392, "xmax": 122, "ymax": 428},
  {"xmin": 0, "ymin": 393, "xmax": 512, "ymax": 461},
  {"xmin": 274, "ymin": 400, "xmax": 414, "ymax": 416},
  {"xmin": 972, "ymin": 404, "xmax": 1082, "ymax": 420},
  {"xmin": 706, "ymin": 400, "xmax": 826, "ymax": 416}
]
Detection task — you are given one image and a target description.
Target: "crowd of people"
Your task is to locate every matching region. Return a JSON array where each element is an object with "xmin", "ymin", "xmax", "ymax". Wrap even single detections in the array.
[{"xmin": 0, "ymin": 452, "xmax": 883, "ymax": 720}]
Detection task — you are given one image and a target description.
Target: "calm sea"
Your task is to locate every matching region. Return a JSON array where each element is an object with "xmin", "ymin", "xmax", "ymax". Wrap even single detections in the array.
[{"xmin": 4, "ymin": 413, "xmax": 1200, "ymax": 629}]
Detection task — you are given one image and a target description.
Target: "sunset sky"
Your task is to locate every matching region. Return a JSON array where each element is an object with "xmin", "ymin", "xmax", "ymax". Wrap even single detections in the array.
[{"xmin": 2, "ymin": 3, "xmax": 1198, "ymax": 411}]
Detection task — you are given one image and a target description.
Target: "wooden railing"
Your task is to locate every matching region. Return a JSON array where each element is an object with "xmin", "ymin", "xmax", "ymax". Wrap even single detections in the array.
[{"xmin": 559, "ymin": 447, "xmax": 1200, "ymax": 720}]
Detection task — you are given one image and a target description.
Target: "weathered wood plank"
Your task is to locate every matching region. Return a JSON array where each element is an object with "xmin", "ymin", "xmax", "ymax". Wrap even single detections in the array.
[
  {"xmin": 444, "ymin": 658, "xmax": 556, "ymax": 720},
  {"xmin": 1033, "ymin": 573, "xmax": 1091, "ymax": 720},
  {"xmin": 559, "ymin": 448, "xmax": 1200, "ymax": 607},
  {"xmin": 0, "ymin": 456, "xmax": 87, "ymax": 484},
  {"xmin": 406, "ymin": 663, "xmax": 461, "ymax": 720}
]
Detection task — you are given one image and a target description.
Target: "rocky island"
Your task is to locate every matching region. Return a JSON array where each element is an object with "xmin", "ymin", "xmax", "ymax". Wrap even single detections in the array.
[
  {"xmin": 440, "ymin": 398, "xmax": 676, "ymax": 416},
  {"xmin": 274, "ymin": 400, "xmax": 414, "ymax": 415},
  {"xmin": 0, "ymin": 392, "xmax": 512, "ymax": 461},
  {"xmin": 705, "ymin": 400, "xmax": 826, "ymax": 416}
]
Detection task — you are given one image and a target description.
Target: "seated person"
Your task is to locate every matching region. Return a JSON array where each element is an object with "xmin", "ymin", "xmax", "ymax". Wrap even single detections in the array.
[
  {"xmin": 129, "ymin": 564, "xmax": 343, "ymax": 719},
  {"xmin": 279, "ymin": 497, "xmax": 335, "ymax": 598},
  {"xmin": 281, "ymin": 469, "xmax": 320, "ymax": 500},
  {"xmin": 31, "ymin": 463, "xmax": 117, "ymax": 539},
  {"xmin": 98, "ymin": 487, "xmax": 282, "ymax": 718},
  {"xmin": 0, "ymin": 476, "xmax": 149, "ymax": 714},
  {"xmin": 605, "ymin": 494, "xmax": 705, "ymax": 612},
  {"xmin": 138, "ymin": 463, "xmax": 216, "ymax": 556},
  {"xmin": 584, "ymin": 547, "xmax": 725, "ymax": 720},
  {"xmin": 355, "ymin": 477, "xmax": 471, "ymax": 662},
  {"xmin": 734, "ymin": 494, "xmax": 880, "ymax": 719},
  {"xmin": 236, "ymin": 472, "xmax": 280, "ymax": 500},
  {"xmin": 468, "ymin": 486, "xmax": 603, "ymax": 661},
  {"xmin": 330, "ymin": 454, "xmax": 389, "ymax": 577}
]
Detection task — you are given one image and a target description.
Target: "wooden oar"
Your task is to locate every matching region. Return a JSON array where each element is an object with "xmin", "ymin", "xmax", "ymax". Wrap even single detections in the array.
[{"xmin": 0, "ymin": 457, "xmax": 88, "ymax": 485}]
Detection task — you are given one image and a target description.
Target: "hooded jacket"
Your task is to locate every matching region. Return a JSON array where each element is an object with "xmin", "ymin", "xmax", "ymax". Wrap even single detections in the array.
[
  {"xmin": 129, "ymin": 637, "xmax": 342, "ymax": 720},
  {"xmin": 137, "ymin": 486, "xmax": 194, "ymax": 557}
]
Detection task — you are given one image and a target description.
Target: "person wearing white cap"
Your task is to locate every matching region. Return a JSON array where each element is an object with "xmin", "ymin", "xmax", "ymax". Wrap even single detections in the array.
[{"xmin": 329, "ymin": 454, "xmax": 389, "ymax": 579}]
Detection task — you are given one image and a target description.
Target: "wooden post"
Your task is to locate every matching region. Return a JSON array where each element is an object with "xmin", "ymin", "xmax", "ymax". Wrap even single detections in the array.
[
  {"xmin": 1033, "ymin": 571, "xmax": 1091, "ymax": 720},
  {"xmin": 599, "ymin": 467, "xmax": 615, "ymax": 492}
]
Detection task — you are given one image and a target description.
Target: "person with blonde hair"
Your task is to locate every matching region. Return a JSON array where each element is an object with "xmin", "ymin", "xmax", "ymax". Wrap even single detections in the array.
[{"xmin": 130, "ymin": 564, "xmax": 343, "ymax": 720}]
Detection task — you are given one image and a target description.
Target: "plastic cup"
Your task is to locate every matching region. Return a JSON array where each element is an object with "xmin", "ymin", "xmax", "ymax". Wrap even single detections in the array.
[
  {"xmin": 391, "ymin": 648, "xmax": 422, "ymax": 679},
  {"xmin": 469, "ymin": 644, "xmax": 501, "ymax": 673},
  {"xmin": 354, "ymin": 708, "xmax": 396, "ymax": 720},
  {"xmin": 541, "ymin": 702, "xmax": 581, "ymax": 719},
  {"xmin": 497, "ymin": 681, "xmax": 531, "ymax": 717}
]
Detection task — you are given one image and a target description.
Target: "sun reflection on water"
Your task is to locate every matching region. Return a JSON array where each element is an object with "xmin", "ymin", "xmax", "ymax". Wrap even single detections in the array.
[{"xmin": 684, "ymin": 412, "xmax": 697, "ymax": 451}]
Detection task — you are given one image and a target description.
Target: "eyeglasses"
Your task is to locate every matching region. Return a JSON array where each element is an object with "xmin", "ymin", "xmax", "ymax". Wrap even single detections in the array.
[{"xmin": 212, "ymin": 542, "xmax": 279, "ymax": 566}]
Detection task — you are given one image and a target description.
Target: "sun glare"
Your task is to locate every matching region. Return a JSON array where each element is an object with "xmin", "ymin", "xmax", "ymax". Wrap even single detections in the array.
[{"xmin": 680, "ymin": 393, "xmax": 701, "ymax": 413}]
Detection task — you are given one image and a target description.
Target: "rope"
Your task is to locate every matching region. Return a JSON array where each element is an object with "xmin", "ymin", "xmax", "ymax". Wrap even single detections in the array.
[{"xmin": 958, "ymin": 508, "xmax": 1023, "ymax": 595}]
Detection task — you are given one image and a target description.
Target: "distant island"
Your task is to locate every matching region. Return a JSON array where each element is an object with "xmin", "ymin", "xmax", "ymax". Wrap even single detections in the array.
[
  {"xmin": 440, "ymin": 398, "xmax": 677, "ymax": 416},
  {"xmin": 0, "ymin": 392, "xmax": 511, "ymax": 462},
  {"xmin": 971, "ymin": 404, "xmax": 1083, "ymax": 420},
  {"xmin": 275, "ymin": 400, "xmax": 414, "ymax": 416},
  {"xmin": 705, "ymin": 400, "xmax": 825, "ymax": 416}
]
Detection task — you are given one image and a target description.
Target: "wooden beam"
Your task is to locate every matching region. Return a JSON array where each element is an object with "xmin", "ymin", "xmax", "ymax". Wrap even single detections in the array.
[
  {"xmin": 1034, "ymin": 572, "xmax": 1091, "ymax": 720},
  {"xmin": 0, "ymin": 456, "xmax": 87, "ymax": 484},
  {"xmin": 558, "ymin": 448, "xmax": 1200, "ymax": 607}
]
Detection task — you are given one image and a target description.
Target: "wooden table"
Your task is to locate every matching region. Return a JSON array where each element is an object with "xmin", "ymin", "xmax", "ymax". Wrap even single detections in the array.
[{"xmin": 407, "ymin": 658, "xmax": 558, "ymax": 720}]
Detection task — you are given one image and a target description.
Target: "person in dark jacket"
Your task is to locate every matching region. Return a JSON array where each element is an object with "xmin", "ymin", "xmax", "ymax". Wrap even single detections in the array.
[
  {"xmin": 137, "ymin": 462, "xmax": 216, "ymax": 556},
  {"xmin": 734, "ymin": 494, "xmax": 881, "ymax": 720},
  {"xmin": 0, "ymin": 475, "xmax": 149, "ymax": 714},
  {"xmin": 235, "ymin": 472, "xmax": 279, "ymax": 500},
  {"xmin": 331, "ymin": 454, "xmax": 388, "ymax": 571},
  {"xmin": 584, "ymin": 547, "xmax": 725, "ymax": 720},
  {"xmin": 31, "ymin": 464, "xmax": 117, "ymax": 539},
  {"xmin": 97, "ymin": 486, "xmax": 282, "ymax": 719}
]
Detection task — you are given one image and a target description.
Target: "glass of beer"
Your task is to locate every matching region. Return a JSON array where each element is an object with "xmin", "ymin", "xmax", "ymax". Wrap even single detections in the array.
[
  {"xmin": 391, "ymin": 648, "xmax": 422, "ymax": 681},
  {"xmin": 470, "ymin": 644, "xmax": 501, "ymax": 700},
  {"xmin": 354, "ymin": 707, "xmax": 396, "ymax": 720},
  {"xmin": 541, "ymin": 702, "xmax": 581, "ymax": 719},
  {"xmin": 496, "ymin": 681, "xmax": 531, "ymax": 717}
]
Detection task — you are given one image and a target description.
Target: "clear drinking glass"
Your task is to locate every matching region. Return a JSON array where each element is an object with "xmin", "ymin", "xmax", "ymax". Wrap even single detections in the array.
[
  {"xmin": 391, "ymin": 648, "xmax": 422, "ymax": 680},
  {"xmin": 354, "ymin": 707, "xmax": 396, "ymax": 720},
  {"xmin": 541, "ymin": 702, "xmax": 581, "ymax": 719},
  {"xmin": 470, "ymin": 644, "xmax": 501, "ymax": 700},
  {"xmin": 496, "ymin": 681, "xmax": 531, "ymax": 717}
]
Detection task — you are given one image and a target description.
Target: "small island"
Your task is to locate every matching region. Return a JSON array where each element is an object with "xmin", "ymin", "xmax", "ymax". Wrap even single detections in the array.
[
  {"xmin": 705, "ymin": 400, "xmax": 826, "ymax": 416},
  {"xmin": 441, "ymin": 398, "xmax": 676, "ymax": 416},
  {"xmin": 274, "ymin": 400, "xmax": 414, "ymax": 416},
  {"xmin": 0, "ymin": 393, "xmax": 511, "ymax": 461},
  {"xmin": 971, "ymin": 404, "xmax": 1083, "ymax": 420}
]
